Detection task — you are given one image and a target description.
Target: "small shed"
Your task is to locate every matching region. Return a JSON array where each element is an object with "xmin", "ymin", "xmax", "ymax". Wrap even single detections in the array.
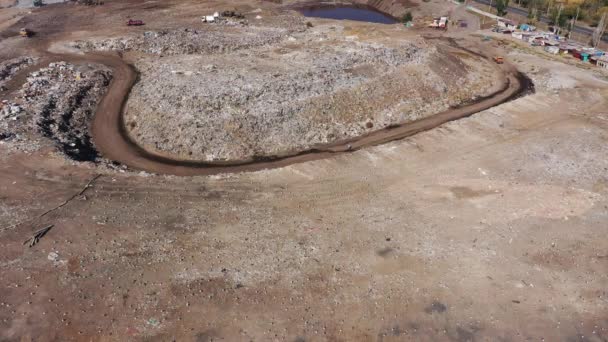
[
  {"xmin": 511, "ymin": 31, "xmax": 524, "ymax": 40},
  {"xmin": 571, "ymin": 50, "xmax": 590, "ymax": 62},
  {"xmin": 519, "ymin": 23, "xmax": 536, "ymax": 32},
  {"xmin": 544, "ymin": 45, "xmax": 559, "ymax": 54},
  {"xmin": 497, "ymin": 18, "xmax": 517, "ymax": 30},
  {"xmin": 522, "ymin": 33, "xmax": 537, "ymax": 42},
  {"xmin": 531, "ymin": 37, "xmax": 545, "ymax": 46},
  {"xmin": 544, "ymin": 40, "xmax": 560, "ymax": 47}
]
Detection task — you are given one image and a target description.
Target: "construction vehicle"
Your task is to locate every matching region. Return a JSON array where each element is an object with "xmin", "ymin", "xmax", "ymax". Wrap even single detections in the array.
[
  {"xmin": 19, "ymin": 28, "xmax": 30, "ymax": 38},
  {"xmin": 126, "ymin": 19, "xmax": 144, "ymax": 26},
  {"xmin": 78, "ymin": 0, "xmax": 104, "ymax": 5},
  {"xmin": 493, "ymin": 56, "xmax": 504, "ymax": 64},
  {"xmin": 428, "ymin": 16, "xmax": 449, "ymax": 30}
]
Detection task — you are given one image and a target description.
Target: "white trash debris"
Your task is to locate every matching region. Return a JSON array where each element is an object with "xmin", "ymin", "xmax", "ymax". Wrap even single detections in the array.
[
  {"xmin": 10, "ymin": 105, "xmax": 22, "ymax": 114},
  {"xmin": 48, "ymin": 251, "xmax": 59, "ymax": 262},
  {"xmin": 202, "ymin": 15, "xmax": 215, "ymax": 23}
]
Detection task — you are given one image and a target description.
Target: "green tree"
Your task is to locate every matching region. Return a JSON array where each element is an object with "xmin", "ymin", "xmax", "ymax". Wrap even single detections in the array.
[
  {"xmin": 496, "ymin": 0, "xmax": 510, "ymax": 16},
  {"xmin": 527, "ymin": 7, "xmax": 536, "ymax": 21},
  {"xmin": 536, "ymin": 7, "xmax": 543, "ymax": 21},
  {"xmin": 33, "ymin": 0, "xmax": 44, "ymax": 6},
  {"xmin": 402, "ymin": 12, "xmax": 413, "ymax": 23},
  {"xmin": 550, "ymin": 6, "xmax": 568, "ymax": 29}
]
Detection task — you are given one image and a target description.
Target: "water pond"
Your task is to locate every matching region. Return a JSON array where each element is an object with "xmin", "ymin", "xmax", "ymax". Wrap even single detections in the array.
[{"xmin": 298, "ymin": 5, "xmax": 397, "ymax": 24}]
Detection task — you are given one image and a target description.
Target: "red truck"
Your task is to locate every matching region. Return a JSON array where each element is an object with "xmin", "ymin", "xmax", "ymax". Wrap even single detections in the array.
[{"xmin": 127, "ymin": 19, "xmax": 144, "ymax": 26}]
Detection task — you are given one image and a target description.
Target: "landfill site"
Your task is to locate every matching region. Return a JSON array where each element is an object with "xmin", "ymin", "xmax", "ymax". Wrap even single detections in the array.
[{"xmin": 0, "ymin": 0, "xmax": 608, "ymax": 340}]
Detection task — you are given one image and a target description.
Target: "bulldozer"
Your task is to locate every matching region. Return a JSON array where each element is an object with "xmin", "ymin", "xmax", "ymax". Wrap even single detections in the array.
[
  {"xmin": 19, "ymin": 28, "xmax": 31, "ymax": 38},
  {"xmin": 493, "ymin": 56, "xmax": 504, "ymax": 64}
]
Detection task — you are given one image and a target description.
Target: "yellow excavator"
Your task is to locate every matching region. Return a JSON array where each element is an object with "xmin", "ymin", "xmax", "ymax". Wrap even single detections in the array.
[{"xmin": 19, "ymin": 28, "xmax": 31, "ymax": 38}]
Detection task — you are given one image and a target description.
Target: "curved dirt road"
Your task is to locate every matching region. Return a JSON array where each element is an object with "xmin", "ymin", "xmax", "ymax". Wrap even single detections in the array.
[{"xmin": 43, "ymin": 47, "xmax": 526, "ymax": 176}]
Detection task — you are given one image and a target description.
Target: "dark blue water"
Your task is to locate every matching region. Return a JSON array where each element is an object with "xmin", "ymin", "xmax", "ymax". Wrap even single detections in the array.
[{"xmin": 299, "ymin": 6, "xmax": 397, "ymax": 24}]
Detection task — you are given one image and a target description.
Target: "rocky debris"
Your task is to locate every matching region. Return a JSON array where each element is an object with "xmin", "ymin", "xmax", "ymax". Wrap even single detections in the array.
[
  {"xmin": 0, "ymin": 101, "xmax": 23, "ymax": 142},
  {"xmin": 71, "ymin": 15, "xmax": 308, "ymax": 56},
  {"xmin": 221, "ymin": 10, "xmax": 245, "ymax": 19},
  {"xmin": 0, "ymin": 57, "xmax": 38, "ymax": 91},
  {"xmin": 1, "ymin": 61, "xmax": 112, "ymax": 161},
  {"xmin": 0, "ymin": 101, "xmax": 23, "ymax": 117}
]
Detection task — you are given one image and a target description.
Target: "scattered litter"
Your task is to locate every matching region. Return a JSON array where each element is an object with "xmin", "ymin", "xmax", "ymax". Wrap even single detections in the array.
[
  {"xmin": 47, "ymin": 251, "xmax": 59, "ymax": 262},
  {"xmin": 202, "ymin": 10, "xmax": 245, "ymax": 23},
  {"xmin": 147, "ymin": 318, "xmax": 160, "ymax": 327},
  {"xmin": 222, "ymin": 10, "xmax": 244, "ymax": 19}
]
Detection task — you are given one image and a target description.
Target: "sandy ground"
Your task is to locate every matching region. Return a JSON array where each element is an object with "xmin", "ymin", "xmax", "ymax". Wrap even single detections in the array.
[
  {"xmin": 0, "ymin": 6, "xmax": 28, "ymax": 33},
  {"xmin": 1, "ymin": 0, "xmax": 608, "ymax": 340}
]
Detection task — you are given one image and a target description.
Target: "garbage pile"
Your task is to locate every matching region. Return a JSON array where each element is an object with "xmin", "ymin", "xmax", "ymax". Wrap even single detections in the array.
[
  {"xmin": 201, "ymin": 12, "xmax": 220, "ymax": 23},
  {"xmin": 124, "ymin": 41, "xmax": 437, "ymax": 162},
  {"xmin": 1, "ymin": 61, "xmax": 114, "ymax": 161},
  {"xmin": 0, "ymin": 57, "xmax": 38, "ymax": 91},
  {"xmin": 71, "ymin": 14, "xmax": 307, "ymax": 56},
  {"xmin": 222, "ymin": 10, "xmax": 245, "ymax": 19},
  {"xmin": 0, "ymin": 101, "xmax": 23, "ymax": 142},
  {"xmin": 201, "ymin": 10, "xmax": 245, "ymax": 23}
]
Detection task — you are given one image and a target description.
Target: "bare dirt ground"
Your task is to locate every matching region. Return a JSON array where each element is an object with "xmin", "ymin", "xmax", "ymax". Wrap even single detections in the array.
[{"xmin": 1, "ymin": 0, "xmax": 608, "ymax": 341}]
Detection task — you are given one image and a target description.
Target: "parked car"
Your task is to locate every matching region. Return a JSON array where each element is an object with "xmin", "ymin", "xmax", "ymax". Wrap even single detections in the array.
[{"xmin": 127, "ymin": 19, "xmax": 144, "ymax": 26}]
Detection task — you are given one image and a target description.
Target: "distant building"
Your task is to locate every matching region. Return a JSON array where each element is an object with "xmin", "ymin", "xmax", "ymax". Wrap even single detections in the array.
[
  {"xmin": 545, "ymin": 45, "xmax": 560, "ymax": 54},
  {"xmin": 497, "ymin": 18, "xmax": 517, "ymax": 30},
  {"xmin": 571, "ymin": 50, "xmax": 590, "ymax": 62},
  {"xmin": 519, "ymin": 23, "xmax": 536, "ymax": 32},
  {"xmin": 595, "ymin": 56, "xmax": 608, "ymax": 69}
]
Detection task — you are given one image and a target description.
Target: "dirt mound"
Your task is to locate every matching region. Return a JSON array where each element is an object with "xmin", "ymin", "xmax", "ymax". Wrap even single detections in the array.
[
  {"xmin": 65, "ymin": 13, "xmax": 500, "ymax": 163},
  {"xmin": 117, "ymin": 33, "xmax": 500, "ymax": 162},
  {"xmin": 123, "ymin": 39, "xmax": 430, "ymax": 161}
]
